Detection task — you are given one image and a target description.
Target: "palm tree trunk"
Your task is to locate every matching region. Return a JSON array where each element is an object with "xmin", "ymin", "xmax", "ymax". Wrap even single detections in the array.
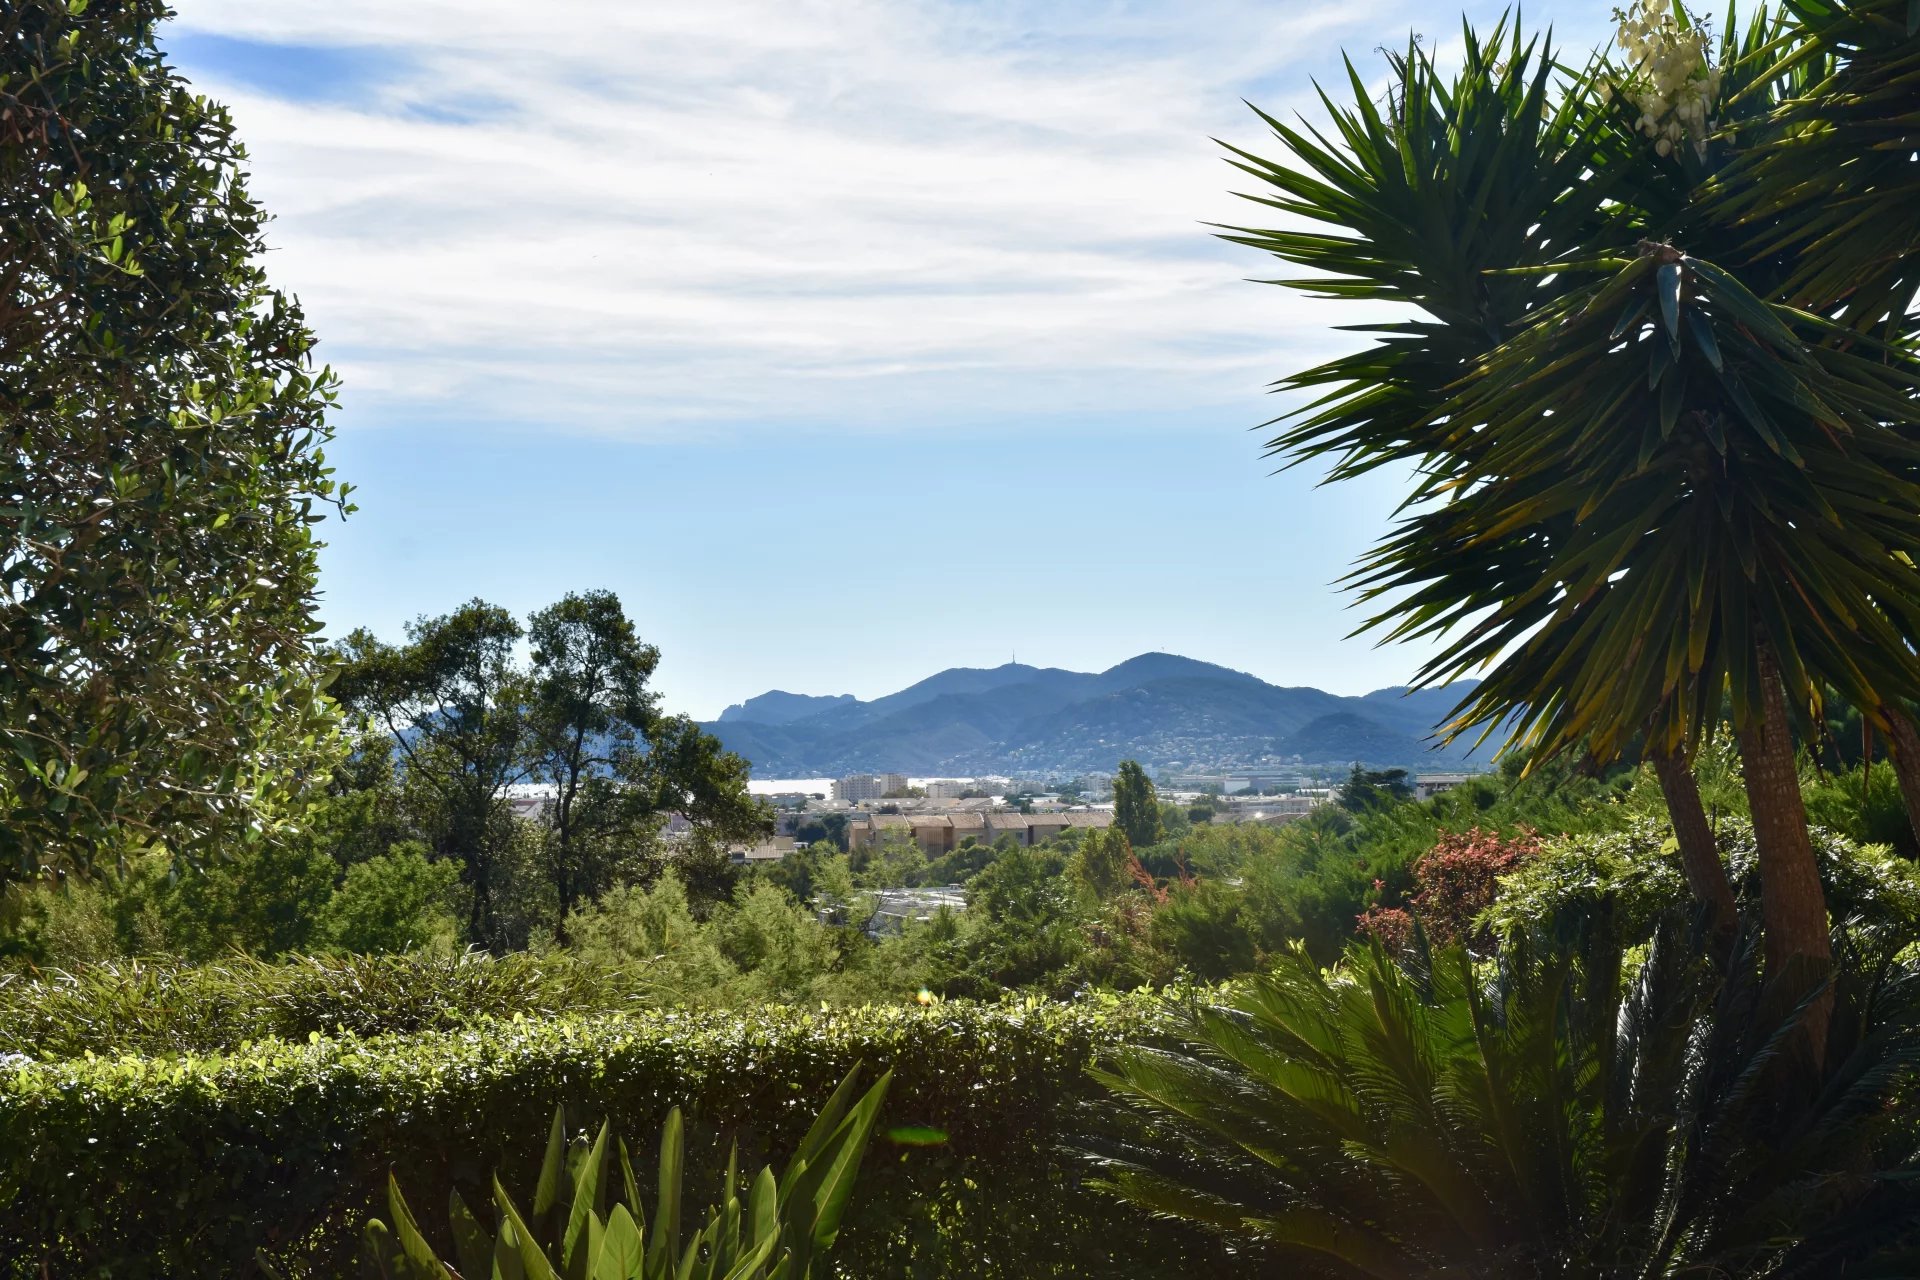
[
  {"xmin": 1879, "ymin": 706, "xmax": 1920, "ymax": 847},
  {"xmin": 1651, "ymin": 747, "xmax": 1736, "ymax": 926},
  {"xmin": 1732, "ymin": 637, "xmax": 1832, "ymax": 1064}
]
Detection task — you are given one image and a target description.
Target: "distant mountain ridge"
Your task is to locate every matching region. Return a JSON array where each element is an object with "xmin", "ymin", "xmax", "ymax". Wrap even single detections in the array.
[
  {"xmin": 700, "ymin": 653, "xmax": 1491, "ymax": 777},
  {"xmin": 716, "ymin": 690, "xmax": 857, "ymax": 725}
]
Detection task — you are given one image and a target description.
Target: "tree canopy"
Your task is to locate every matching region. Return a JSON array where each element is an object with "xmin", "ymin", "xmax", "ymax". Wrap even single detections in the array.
[
  {"xmin": 1, "ymin": 0, "xmax": 349, "ymax": 879},
  {"xmin": 332, "ymin": 593, "xmax": 769, "ymax": 947}
]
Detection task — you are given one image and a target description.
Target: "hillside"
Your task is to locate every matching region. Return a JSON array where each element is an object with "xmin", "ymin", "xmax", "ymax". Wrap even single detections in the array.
[
  {"xmin": 715, "ymin": 690, "xmax": 857, "ymax": 725},
  {"xmin": 701, "ymin": 653, "xmax": 1491, "ymax": 776}
]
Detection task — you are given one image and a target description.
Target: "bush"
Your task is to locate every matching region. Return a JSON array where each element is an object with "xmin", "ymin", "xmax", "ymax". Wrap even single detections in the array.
[
  {"xmin": 1362, "ymin": 827, "xmax": 1542, "ymax": 947},
  {"xmin": 1149, "ymin": 878, "xmax": 1254, "ymax": 980},
  {"xmin": 0, "ymin": 996, "xmax": 1234, "ymax": 1278},
  {"xmin": 1090, "ymin": 909, "xmax": 1920, "ymax": 1275},
  {"xmin": 1485, "ymin": 818, "xmax": 1920, "ymax": 951},
  {"xmin": 1803, "ymin": 762, "xmax": 1919, "ymax": 859},
  {"xmin": 0, "ymin": 951, "xmax": 662, "ymax": 1060},
  {"xmin": 361, "ymin": 1067, "xmax": 891, "ymax": 1280},
  {"xmin": 320, "ymin": 842, "xmax": 467, "ymax": 955},
  {"xmin": 566, "ymin": 874, "xmax": 738, "ymax": 1002}
]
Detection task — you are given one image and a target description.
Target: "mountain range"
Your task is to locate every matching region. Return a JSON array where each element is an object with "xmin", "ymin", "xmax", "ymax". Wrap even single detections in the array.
[{"xmin": 700, "ymin": 652, "xmax": 1495, "ymax": 778}]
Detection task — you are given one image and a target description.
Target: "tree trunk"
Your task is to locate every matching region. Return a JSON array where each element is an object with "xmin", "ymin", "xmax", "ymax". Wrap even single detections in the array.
[
  {"xmin": 1732, "ymin": 637, "xmax": 1832, "ymax": 1066},
  {"xmin": 1651, "ymin": 747, "xmax": 1736, "ymax": 926},
  {"xmin": 1879, "ymin": 706, "xmax": 1920, "ymax": 849}
]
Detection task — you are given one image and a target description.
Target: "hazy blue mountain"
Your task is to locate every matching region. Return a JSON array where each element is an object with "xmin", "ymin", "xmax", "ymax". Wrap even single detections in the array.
[
  {"xmin": 1276, "ymin": 712, "xmax": 1432, "ymax": 765},
  {"xmin": 716, "ymin": 690, "xmax": 857, "ymax": 725},
  {"xmin": 797, "ymin": 662, "xmax": 1091, "ymax": 733},
  {"xmin": 702, "ymin": 653, "xmax": 1497, "ymax": 777}
]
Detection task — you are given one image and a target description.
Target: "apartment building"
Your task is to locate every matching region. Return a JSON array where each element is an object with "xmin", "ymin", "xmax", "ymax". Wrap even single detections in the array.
[
  {"xmin": 846, "ymin": 809, "xmax": 1113, "ymax": 854},
  {"xmin": 1414, "ymin": 772, "xmax": 1475, "ymax": 801},
  {"xmin": 831, "ymin": 774, "xmax": 884, "ymax": 802}
]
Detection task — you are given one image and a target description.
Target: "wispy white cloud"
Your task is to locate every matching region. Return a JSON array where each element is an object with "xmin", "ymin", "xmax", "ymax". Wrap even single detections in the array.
[{"xmin": 164, "ymin": 0, "xmax": 1495, "ymax": 436}]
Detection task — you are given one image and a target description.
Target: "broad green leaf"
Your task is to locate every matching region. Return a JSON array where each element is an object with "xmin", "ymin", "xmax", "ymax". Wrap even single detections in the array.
[
  {"xmin": 647, "ymin": 1107, "xmax": 684, "ymax": 1276},
  {"xmin": 596, "ymin": 1205, "xmax": 644, "ymax": 1280}
]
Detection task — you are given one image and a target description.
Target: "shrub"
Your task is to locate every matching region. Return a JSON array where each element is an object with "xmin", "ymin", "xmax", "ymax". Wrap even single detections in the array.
[
  {"xmin": 0, "ymin": 951, "xmax": 662, "ymax": 1059},
  {"xmin": 1353, "ymin": 903, "xmax": 1414, "ymax": 951},
  {"xmin": 1149, "ymin": 878, "xmax": 1255, "ymax": 981},
  {"xmin": 566, "ymin": 874, "xmax": 738, "ymax": 1002},
  {"xmin": 0, "ymin": 994, "xmax": 1231, "ymax": 1279},
  {"xmin": 714, "ymin": 881, "xmax": 838, "ymax": 1002},
  {"xmin": 1090, "ymin": 911, "xmax": 1920, "ymax": 1275},
  {"xmin": 356, "ymin": 1067, "xmax": 890, "ymax": 1280},
  {"xmin": 1803, "ymin": 762, "xmax": 1920, "ymax": 861},
  {"xmin": 320, "ymin": 842, "xmax": 467, "ymax": 955},
  {"xmin": 1484, "ymin": 818, "xmax": 1920, "ymax": 951},
  {"xmin": 1409, "ymin": 827, "xmax": 1543, "ymax": 944}
]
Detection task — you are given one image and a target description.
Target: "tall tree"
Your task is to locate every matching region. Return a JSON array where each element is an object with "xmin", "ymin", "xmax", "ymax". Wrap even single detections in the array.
[
  {"xmin": 525, "ymin": 591, "xmax": 662, "ymax": 921},
  {"xmin": 332, "ymin": 601, "xmax": 528, "ymax": 946},
  {"xmin": 637, "ymin": 713, "xmax": 770, "ymax": 846},
  {"xmin": 0, "ymin": 0, "xmax": 348, "ymax": 879},
  {"xmin": 1113, "ymin": 760, "xmax": 1165, "ymax": 850},
  {"xmin": 336, "ymin": 595, "xmax": 769, "ymax": 944},
  {"xmin": 1229, "ymin": 10, "xmax": 1920, "ymax": 1050}
]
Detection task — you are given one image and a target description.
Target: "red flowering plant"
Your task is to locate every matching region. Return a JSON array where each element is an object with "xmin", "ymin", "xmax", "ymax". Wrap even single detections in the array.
[{"xmin": 1358, "ymin": 827, "xmax": 1543, "ymax": 951}]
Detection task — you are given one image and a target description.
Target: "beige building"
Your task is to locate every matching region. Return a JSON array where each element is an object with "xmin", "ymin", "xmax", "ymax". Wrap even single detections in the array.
[
  {"xmin": 832, "ymin": 774, "xmax": 885, "ymax": 803},
  {"xmin": 727, "ymin": 836, "xmax": 805, "ymax": 865},
  {"xmin": 833, "ymin": 772, "xmax": 912, "ymax": 802},
  {"xmin": 847, "ymin": 809, "xmax": 1111, "ymax": 853}
]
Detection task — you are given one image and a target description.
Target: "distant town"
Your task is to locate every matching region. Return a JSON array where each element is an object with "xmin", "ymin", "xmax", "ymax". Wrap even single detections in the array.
[{"xmin": 726, "ymin": 767, "xmax": 1481, "ymax": 866}]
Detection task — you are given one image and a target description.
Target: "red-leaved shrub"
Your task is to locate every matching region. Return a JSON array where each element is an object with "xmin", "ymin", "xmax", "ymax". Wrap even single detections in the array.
[
  {"xmin": 1412, "ymin": 827, "xmax": 1542, "ymax": 944},
  {"xmin": 1357, "ymin": 827, "xmax": 1543, "ymax": 950},
  {"xmin": 1355, "ymin": 905, "xmax": 1414, "ymax": 951}
]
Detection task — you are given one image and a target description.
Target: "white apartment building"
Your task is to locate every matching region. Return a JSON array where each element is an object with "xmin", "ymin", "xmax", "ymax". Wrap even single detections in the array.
[
  {"xmin": 924, "ymin": 779, "xmax": 970, "ymax": 800},
  {"xmin": 832, "ymin": 772, "xmax": 912, "ymax": 801},
  {"xmin": 1414, "ymin": 772, "xmax": 1475, "ymax": 801},
  {"xmin": 832, "ymin": 774, "xmax": 885, "ymax": 803}
]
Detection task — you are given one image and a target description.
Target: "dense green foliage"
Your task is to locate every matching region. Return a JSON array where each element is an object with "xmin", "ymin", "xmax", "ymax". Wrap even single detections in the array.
[
  {"xmin": 0, "ymin": 0, "xmax": 349, "ymax": 878},
  {"xmin": 0, "ymin": 950, "xmax": 662, "ymax": 1060},
  {"xmin": 6, "ymin": 3, "xmax": 1920, "ymax": 1275},
  {"xmin": 0, "ymin": 755, "xmax": 1688, "ymax": 1010},
  {"xmin": 358, "ymin": 1067, "xmax": 890, "ymax": 1280},
  {"xmin": 1091, "ymin": 907, "xmax": 1920, "ymax": 1275},
  {"xmin": 0, "ymin": 994, "xmax": 1238, "ymax": 1279},
  {"xmin": 332, "ymin": 593, "xmax": 769, "ymax": 950}
]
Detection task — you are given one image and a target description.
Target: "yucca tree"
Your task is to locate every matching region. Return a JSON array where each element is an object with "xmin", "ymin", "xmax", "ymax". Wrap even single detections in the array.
[
  {"xmin": 1223, "ymin": 22, "xmax": 1740, "ymax": 924},
  {"xmin": 1232, "ymin": 3, "xmax": 1920, "ymax": 1037},
  {"xmin": 1723, "ymin": 0, "xmax": 1920, "ymax": 331},
  {"xmin": 1088, "ymin": 912, "xmax": 1920, "ymax": 1276},
  {"xmin": 1720, "ymin": 0, "xmax": 1920, "ymax": 836}
]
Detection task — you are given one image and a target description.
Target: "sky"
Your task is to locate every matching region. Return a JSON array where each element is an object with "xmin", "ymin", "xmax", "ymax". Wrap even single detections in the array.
[{"xmin": 164, "ymin": 0, "xmax": 1609, "ymax": 721}]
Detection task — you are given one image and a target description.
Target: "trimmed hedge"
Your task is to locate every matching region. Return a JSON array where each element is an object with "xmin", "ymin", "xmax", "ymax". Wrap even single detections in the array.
[
  {"xmin": 0, "ymin": 951, "xmax": 665, "ymax": 1059},
  {"xmin": 0, "ymin": 995, "xmax": 1236, "ymax": 1278}
]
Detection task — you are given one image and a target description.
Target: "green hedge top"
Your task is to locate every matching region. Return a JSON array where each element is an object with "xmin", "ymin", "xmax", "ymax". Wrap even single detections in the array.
[
  {"xmin": 0, "ymin": 993, "xmax": 1189, "ymax": 1278},
  {"xmin": 0, "ymin": 950, "xmax": 668, "ymax": 1060}
]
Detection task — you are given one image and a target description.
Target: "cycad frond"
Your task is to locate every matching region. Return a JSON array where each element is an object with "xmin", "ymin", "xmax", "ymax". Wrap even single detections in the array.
[{"xmin": 1087, "ymin": 906, "xmax": 1920, "ymax": 1275}]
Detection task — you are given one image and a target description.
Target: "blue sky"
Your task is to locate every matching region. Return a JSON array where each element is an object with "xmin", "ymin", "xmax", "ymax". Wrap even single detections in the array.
[{"xmin": 165, "ymin": 0, "xmax": 1608, "ymax": 720}]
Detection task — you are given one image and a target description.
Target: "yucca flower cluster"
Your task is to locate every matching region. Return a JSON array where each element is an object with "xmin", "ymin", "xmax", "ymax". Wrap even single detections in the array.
[{"xmin": 1609, "ymin": 0, "xmax": 1721, "ymax": 158}]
